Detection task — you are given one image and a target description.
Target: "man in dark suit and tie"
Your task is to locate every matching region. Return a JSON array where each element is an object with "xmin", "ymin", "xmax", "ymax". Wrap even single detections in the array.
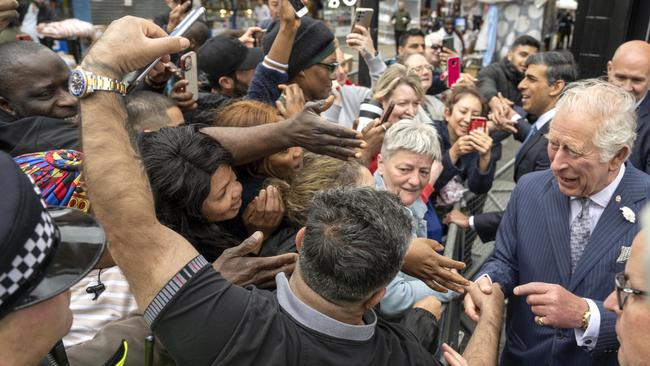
[
  {"xmin": 445, "ymin": 51, "xmax": 577, "ymax": 242},
  {"xmin": 465, "ymin": 79, "xmax": 650, "ymax": 365},
  {"xmin": 607, "ymin": 41, "xmax": 650, "ymax": 174}
]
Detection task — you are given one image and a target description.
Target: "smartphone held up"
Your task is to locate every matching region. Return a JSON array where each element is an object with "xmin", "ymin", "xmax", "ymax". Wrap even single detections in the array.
[
  {"xmin": 351, "ymin": 7, "xmax": 373, "ymax": 33},
  {"xmin": 288, "ymin": 0, "xmax": 309, "ymax": 17},
  {"xmin": 180, "ymin": 51, "xmax": 198, "ymax": 101},
  {"xmin": 468, "ymin": 117, "xmax": 487, "ymax": 134}
]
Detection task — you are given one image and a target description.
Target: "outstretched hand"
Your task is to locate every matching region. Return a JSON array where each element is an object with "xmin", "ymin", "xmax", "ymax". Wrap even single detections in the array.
[
  {"xmin": 82, "ymin": 16, "xmax": 190, "ymax": 80},
  {"xmin": 402, "ymin": 237, "xmax": 469, "ymax": 293},
  {"xmin": 288, "ymin": 98, "xmax": 366, "ymax": 160},
  {"xmin": 213, "ymin": 232, "xmax": 298, "ymax": 288}
]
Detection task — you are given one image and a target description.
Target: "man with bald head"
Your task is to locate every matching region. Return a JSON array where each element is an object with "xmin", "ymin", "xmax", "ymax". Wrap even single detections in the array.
[{"xmin": 608, "ymin": 40, "xmax": 650, "ymax": 173}]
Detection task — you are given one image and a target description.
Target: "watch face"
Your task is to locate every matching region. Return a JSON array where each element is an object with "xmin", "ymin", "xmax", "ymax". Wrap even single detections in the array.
[{"xmin": 68, "ymin": 70, "xmax": 86, "ymax": 98}]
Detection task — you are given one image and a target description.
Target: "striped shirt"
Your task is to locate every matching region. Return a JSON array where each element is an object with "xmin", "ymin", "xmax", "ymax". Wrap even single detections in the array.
[{"xmin": 63, "ymin": 266, "xmax": 138, "ymax": 347}]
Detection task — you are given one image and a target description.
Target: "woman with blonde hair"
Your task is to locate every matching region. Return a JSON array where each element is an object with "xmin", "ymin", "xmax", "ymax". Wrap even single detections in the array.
[{"xmin": 261, "ymin": 153, "xmax": 374, "ymax": 256}]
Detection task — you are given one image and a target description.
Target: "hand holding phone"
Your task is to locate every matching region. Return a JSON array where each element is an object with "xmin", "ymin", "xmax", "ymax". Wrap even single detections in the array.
[{"xmin": 125, "ymin": 7, "xmax": 205, "ymax": 92}]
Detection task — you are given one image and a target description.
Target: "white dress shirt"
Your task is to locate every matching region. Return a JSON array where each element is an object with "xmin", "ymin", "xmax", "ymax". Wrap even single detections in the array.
[{"xmin": 573, "ymin": 164, "xmax": 625, "ymax": 349}]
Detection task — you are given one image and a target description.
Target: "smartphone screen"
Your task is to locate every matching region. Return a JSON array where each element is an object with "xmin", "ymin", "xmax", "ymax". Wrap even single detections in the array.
[
  {"xmin": 468, "ymin": 117, "xmax": 487, "ymax": 133},
  {"xmin": 287, "ymin": 0, "xmax": 308, "ymax": 17},
  {"xmin": 447, "ymin": 56, "xmax": 461, "ymax": 88}
]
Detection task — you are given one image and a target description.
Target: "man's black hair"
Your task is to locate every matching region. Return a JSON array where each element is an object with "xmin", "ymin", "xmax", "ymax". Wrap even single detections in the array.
[
  {"xmin": 525, "ymin": 51, "xmax": 578, "ymax": 85},
  {"xmin": 511, "ymin": 35, "xmax": 542, "ymax": 51},
  {"xmin": 398, "ymin": 28, "xmax": 425, "ymax": 47},
  {"xmin": 0, "ymin": 42, "xmax": 51, "ymax": 97}
]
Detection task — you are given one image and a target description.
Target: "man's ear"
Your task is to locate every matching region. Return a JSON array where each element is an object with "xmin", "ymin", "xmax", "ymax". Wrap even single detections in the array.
[
  {"xmin": 363, "ymin": 287, "xmax": 386, "ymax": 311},
  {"xmin": 610, "ymin": 145, "xmax": 631, "ymax": 172},
  {"xmin": 0, "ymin": 97, "xmax": 15, "ymax": 116},
  {"xmin": 606, "ymin": 60, "xmax": 613, "ymax": 76},
  {"xmin": 218, "ymin": 76, "xmax": 234, "ymax": 91},
  {"xmin": 397, "ymin": 46, "xmax": 404, "ymax": 56},
  {"xmin": 549, "ymin": 80, "xmax": 565, "ymax": 98},
  {"xmin": 295, "ymin": 227, "xmax": 306, "ymax": 252}
]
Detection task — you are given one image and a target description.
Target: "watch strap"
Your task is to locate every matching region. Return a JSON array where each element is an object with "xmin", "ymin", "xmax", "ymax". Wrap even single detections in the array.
[{"xmin": 87, "ymin": 73, "xmax": 127, "ymax": 95}]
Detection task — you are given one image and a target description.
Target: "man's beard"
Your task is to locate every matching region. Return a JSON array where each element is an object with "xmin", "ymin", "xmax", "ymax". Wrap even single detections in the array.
[{"xmin": 231, "ymin": 79, "xmax": 249, "ymax": 98}]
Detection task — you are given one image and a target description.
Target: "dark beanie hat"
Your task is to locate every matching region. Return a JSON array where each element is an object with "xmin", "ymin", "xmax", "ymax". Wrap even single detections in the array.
[{"xmin": 261, "ymin": 16, "xmax": 335, "ymax": 78}]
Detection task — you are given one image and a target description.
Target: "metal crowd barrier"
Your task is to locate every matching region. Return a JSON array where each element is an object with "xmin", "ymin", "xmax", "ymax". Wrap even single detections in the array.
[{"xmin": 437, "ymin": 157, "xmax": 517, "ymax": 363}]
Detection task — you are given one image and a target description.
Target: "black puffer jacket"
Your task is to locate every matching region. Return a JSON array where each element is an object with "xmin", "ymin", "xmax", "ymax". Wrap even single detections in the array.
[{"xmin": 477, "ymin": 57, "xmax": 524, "ymax": 105}]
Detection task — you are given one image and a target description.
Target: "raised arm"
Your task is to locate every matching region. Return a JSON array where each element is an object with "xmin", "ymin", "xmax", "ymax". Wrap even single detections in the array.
[
  {"xmin": 198, "ymin": 98, "xmax": 366, "ymax": 165},
  {"xmin": 80, "ymin": 17, "xmax": 200, "ymax": 310}
]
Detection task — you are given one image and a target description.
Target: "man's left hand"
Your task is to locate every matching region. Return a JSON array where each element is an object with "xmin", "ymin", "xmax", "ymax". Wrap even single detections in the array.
[{"xmin": 514, "ymin": 282, "xmax": 589, "ymax": 329}]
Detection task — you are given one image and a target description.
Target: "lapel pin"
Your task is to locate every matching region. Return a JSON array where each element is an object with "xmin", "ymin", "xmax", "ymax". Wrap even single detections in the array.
[{"xmin": 615, "ymin": 195, "xmax": 621, "ymax": 204}]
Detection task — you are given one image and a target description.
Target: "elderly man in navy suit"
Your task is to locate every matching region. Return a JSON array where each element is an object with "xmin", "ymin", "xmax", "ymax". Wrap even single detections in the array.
[
  {"xmin": 607, "ymin": 41, "xmax": 650, "ymax": 174},
  {"xmin": 465, "ymin": 79, "xmax": 650, "ymax": 365},
  {"xmin": 445, "ymin": 51, "xmax": 577, "ymax": 242}
]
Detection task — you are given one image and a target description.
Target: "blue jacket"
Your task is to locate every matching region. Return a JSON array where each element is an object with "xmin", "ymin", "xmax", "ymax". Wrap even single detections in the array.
[{"xmin": 478, "ymin": 166, "xmax": 650, "ymax": 365}]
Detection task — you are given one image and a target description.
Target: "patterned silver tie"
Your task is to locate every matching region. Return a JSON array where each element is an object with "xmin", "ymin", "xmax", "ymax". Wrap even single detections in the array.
[{"xmin": 570, "ymin": 198, "xmax": 591, "ymax": 272}]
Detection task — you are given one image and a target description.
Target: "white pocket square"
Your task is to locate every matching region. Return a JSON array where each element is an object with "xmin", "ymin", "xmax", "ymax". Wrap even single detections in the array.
[{"xmin": 617, "ymin": 246, "xmax": 632, "ymax": 263}]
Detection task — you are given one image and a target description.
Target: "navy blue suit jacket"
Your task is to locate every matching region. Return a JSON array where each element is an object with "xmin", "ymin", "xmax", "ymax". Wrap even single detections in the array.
[
  {"xmin": 478, "ymin": 165, "xmax": 650, "ymax": 365},
  {"xmin": 629, "ymin": 93, "xmax": 650, "ymax": 174}
]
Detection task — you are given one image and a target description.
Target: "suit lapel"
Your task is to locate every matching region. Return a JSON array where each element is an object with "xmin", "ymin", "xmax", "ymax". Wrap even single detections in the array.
[
  {"xmin": 569, "ymin": 167, "xmax": 645, "ymax": 291},
  {"xmin": 541, "ymin": 178, "xmax": 572, "ymax": 286},
  {"xmin": 515, "ymin": 123, "xmax": 550, "ymax": 183}
]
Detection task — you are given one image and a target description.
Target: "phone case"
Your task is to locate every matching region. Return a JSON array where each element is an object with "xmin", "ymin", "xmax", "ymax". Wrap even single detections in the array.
[
  {"xmin": 180, "ymin": 51, "xmax": 199, "ymax": 101},
  {"xmin": 288, "ymin": 0, "xmax": 308, "ymax": 17},
  {"xmin": 469, "ymin": 117, "xmax": 487, "ymax": 133},
  {"xmin": 447, "ymin": 56, "xmax": 461, "ymax": 88},
  {"xmin": 352, "ymin": 8, "xmax": 374, "ymax": 32}
]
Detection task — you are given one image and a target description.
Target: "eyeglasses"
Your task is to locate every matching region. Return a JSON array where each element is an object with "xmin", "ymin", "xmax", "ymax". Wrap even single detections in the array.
[
  {"xmin": 615, "ymin": 272, "xmax": 649, "ymax": 310},
  {"xmin": 431, "ymin": 45, "xmax": 443, "ymax": 51},
  {"xmin": 410, "ymin": 64, "xmax": 434, "ymax": 74},
  {"xmin": 316, "ymin": 61, "xmax": 340, "ymax": 74}
]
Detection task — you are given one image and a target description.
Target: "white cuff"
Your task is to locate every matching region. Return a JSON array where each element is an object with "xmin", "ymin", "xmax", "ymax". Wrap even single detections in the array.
[
  {"xmin": 574, "ymin": 298, "xmax": 601, "ymax": 350},
  {"xmin": 468, "ymin": 215, "xmax": 475, "ymax": 230},
  {"xmin": 477, "ymin": 273, "xmax": 493, "ymax": 284},
  {"xmin": 511, "ymin": 113, "xmax": 522, "ymax": 123}
]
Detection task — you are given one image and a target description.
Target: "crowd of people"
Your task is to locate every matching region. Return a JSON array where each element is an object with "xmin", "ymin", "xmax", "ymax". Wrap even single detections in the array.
[{"xmin": 0, "ymin": 0, "xmax": 650, "ymax": 365}]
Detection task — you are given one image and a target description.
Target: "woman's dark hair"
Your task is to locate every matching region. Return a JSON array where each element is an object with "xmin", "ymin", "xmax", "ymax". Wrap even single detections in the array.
[
  {"xmin": 138, "ymin": 125, "xmax": 239, "ymax": 261},
  {"xmin": 444, "ymin": 84, "xmax": 487, "ymax": 116}
]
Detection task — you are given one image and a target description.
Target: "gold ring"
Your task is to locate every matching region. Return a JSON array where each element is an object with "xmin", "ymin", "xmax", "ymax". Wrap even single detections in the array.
[{"xmin": 535, "ymin": 316, "xmax": 546, "ymax": 326}]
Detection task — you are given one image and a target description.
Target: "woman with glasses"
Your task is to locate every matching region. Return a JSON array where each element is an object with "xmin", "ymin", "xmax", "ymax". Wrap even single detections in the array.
[
  {"xmin": 401, "ymin": 52, "xmax": 446, "ymax": 123},
  {"xmin": 433, "ymin": 85, "xmax": 499, "ymax": 197},
  {"xmin": 246, "ymin": 1, "xmax": 340, "ymax": 105}
]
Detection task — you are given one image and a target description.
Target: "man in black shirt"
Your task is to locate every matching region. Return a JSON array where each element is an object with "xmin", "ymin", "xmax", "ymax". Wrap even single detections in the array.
[{"xmin": 79, "ymin": 13, "xmax": 505, "ymax": 366}]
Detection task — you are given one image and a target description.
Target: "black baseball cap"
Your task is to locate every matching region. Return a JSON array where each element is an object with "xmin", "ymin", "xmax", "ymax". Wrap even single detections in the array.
[
  {"xmin": 0, "ymin": 151, "xmax": 105, "ymax": 320},
  {"xmin": 198, "ymin": 35, "xmax": 264, "ymax": 81}
]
